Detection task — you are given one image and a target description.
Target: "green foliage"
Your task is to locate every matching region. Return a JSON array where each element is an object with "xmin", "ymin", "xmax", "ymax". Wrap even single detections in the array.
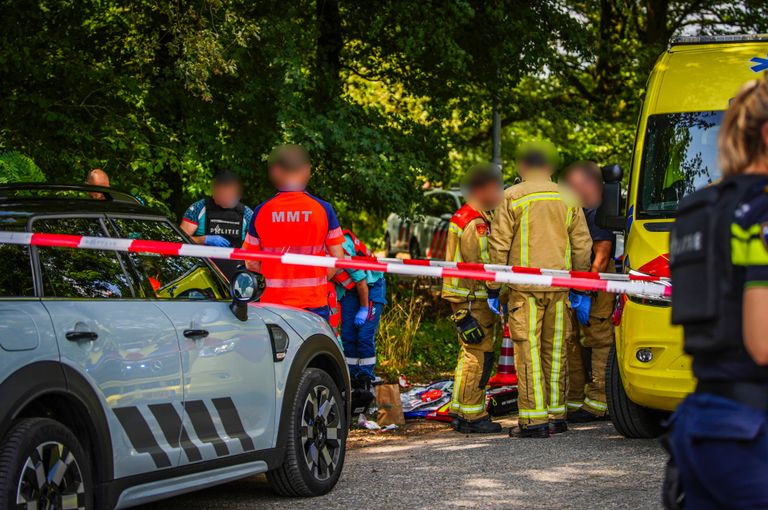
[
  {"xmin": 0, "ymin": 152, "xmax": 46, "ymax": 183},
  {"xmin": 0, "ymin": 0, "xmax": 762, "ymax": 241},
  {"xmin": 377, "ymin": 277, "xmax": 461, "ymax": 382},
  {"xmin": 406, "ymin": 317, "xmax": 460, "ymax": 381}
]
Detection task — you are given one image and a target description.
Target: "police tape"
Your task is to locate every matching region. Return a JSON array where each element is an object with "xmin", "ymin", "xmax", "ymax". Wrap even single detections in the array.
[
  {"xmin": 363, "ymin": 256, "xmax": 668, "ymax": 282},
  {"xmin": 0, "ymin": 231, "xmax": 671, "ymax": 299}
]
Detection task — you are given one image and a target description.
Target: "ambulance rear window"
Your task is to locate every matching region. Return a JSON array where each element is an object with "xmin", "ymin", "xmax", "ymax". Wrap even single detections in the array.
[{"xmin": 637, "ymin": 111, "xmax": 723, "ymax": 218}]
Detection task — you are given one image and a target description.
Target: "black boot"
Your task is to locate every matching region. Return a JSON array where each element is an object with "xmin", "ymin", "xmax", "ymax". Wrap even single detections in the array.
[
  {"xmin": 567, "ymin": 408, "xmax": 607, "ymax": 423},
  {"xmin": 513, "ymin": 424, "xmax": 550, "ymax": 438},
  {"xmin": 549, "ymin": 420, "xmax": 568, "ymax": 434},
  {"xmin": 455, "ymin": 416, "xmax": 502, "ymax": 434}
]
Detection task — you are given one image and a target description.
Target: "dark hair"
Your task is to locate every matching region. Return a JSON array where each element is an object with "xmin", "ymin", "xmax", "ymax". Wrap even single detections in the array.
[
  {"xmin": 212, "ymin": 169, "xmax": 241, "ymax": 185},
  {"xmin": 267, "ymin": 144, "xmax": 311, "ymax": 171},
  {"xmin": 564, "ymin": 160, "xmax": 602, "ymax": 186},
  {"xmin": 463, "ymin": 162, "xmax": 503, "ymax": 191}
]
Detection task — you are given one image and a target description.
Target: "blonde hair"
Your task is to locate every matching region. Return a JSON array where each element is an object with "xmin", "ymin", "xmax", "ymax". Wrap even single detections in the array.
[{"xmin": 719, "ymin": 75, "xmax": 768, "ymax": 175}]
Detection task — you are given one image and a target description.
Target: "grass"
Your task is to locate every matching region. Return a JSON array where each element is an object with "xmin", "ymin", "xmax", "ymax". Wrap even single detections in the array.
[{"xmin": 377, "ymin": 276, "xmax": 460, "ymax": 383}]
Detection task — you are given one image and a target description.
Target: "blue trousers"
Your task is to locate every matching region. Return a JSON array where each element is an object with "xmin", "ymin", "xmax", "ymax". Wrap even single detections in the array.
[
  {"xmin": 305, "ymin": 305, "xmax": 330, "ymax": 323},
  {"xmin": 339, "ymin": 291, "xmax": 383, "ymax": 382},
  {"xmin": 668, "ymin": 392, "xmax": 768, "ymax": 510}
]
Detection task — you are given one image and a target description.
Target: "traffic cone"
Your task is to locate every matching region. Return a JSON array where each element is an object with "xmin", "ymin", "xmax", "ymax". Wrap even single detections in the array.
[{"xmin": 488, "ymin": 322, "xmax": 517, "ymax": 387}]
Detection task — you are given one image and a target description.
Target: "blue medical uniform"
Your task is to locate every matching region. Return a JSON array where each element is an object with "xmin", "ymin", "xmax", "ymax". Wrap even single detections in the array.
[{"xmin": 336, "ymin": 234, "xmax": 387, "ymax": 382}]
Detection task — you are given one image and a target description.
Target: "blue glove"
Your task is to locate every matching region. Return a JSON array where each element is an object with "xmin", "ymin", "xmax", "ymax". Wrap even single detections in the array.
[
  {"xmin": 570, "ymin": 291, "xmax": 592, "ymax": 326},
  {"xmin": 487, "ymin": 297, "xmax": 500, "ymax": 315},
  {"xmin": 354, "ymin": 306, "xmax": 370, "ymax": 327},
  {"xmin": 204, "ymin": 235, "xmax": 231, "ymax": 247}
]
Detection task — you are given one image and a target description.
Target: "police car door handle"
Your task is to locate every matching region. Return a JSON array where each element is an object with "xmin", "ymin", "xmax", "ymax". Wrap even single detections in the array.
[
  {"xmin": 183, "ymin": 329, "xmax": 209, "ymax": 340},
  {"xmin": 65, "ymin": 330, "xmax": 98, "ymax": 342}
]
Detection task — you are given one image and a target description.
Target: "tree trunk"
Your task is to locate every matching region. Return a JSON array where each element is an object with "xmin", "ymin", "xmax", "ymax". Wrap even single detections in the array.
[
  {"xmin": 645, "ymin": 0, "xmax": 670, "ymax": 46},
  {"xmin": 641, "ymin": 0, "xmax": 670, "ymax": 72},
  {"xmin": 315, "ymin": 0, "xmax": 343, "ymax": 108},
  {"xmin": 594, "ymin": 0, "xmax": 623, "ymax": 117}
]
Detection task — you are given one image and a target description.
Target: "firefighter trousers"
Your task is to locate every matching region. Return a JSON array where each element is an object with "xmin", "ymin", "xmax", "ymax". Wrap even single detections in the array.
[
  {"xmin": 508, "ymin": 290, "xmax": 571, "ymax": 427},
  {"xmin": 566, "ymin": 306, "xmax": 614, "ymax": 416},
  {"xmin": 450, "ymin": 301, "xmax": 497, "ymax": 421}
]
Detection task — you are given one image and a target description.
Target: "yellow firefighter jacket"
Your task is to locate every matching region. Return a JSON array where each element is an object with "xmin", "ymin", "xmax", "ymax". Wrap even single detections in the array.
[
  {"xmin": 488, "ymin": 172, "xmax": 592, "ymax": 292},
  {"xmin": 441, "ymin": 203, "xmax": 491, "ymax": 302}
]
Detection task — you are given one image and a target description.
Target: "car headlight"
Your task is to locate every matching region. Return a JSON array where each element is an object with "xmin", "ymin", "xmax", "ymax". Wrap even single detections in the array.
[{"xmin": 626, "ymin": 270, "xmax": 671, "ymax": 307}]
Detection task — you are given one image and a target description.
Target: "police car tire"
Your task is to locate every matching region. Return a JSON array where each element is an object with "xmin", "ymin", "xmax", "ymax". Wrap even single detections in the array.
[
  {"xmin": 384, "ymin": 234, "xmax": 395, "ymax": 257},
  {"xmin": 409, "ymin": 238, "xmax": 420, "ymax": 260},
  {"xmin": 267, "ymin": 368, "xmax": 347, "ymax": 497},
  {"xmin": 0, "ymin": 418, "xmax": 93, "ymax": 510},
  {"xmin": 606, "ymin": 345, "xmax": 665, "ymax": 439}
]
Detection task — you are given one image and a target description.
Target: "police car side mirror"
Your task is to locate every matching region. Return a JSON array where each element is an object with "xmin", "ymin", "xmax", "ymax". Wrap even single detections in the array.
[
  {"xmin": 229, "ymin": 270, "xmax": 266, "ymax": 321},
  {"xmin": 596, "ymin": 164, "xmax": 625, "ymax": 231}
]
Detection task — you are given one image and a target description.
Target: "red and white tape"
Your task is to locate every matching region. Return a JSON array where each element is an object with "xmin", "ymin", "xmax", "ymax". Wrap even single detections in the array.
[
  {"xmin": 360, "ymin": 256, "xmax": 667, "ymax": 283},
  {"xmin": 0, "ymin": 232, "xmax": 671, "ymax": 299}
]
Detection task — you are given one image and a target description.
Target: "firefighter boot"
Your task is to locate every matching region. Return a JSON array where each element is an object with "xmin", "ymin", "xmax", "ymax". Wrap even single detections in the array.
[
  {"xmin": 455, "ymin": 416, "xmax": 502, "ymax": 434},
  {"xmin": 549, "ymin": 419, "xmax": 568, "ymax": 434},
  {"xmin": 567, "ymin": 407, "xmax": 607, "ymax": 423},
  {"xmin": 512, "ymin": 424, "xmax": 550, "ymax": 438}
]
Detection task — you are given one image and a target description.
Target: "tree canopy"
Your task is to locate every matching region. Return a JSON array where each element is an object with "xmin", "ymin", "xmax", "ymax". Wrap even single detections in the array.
[{"xmin": 0, "ymin": 1, "xmax": 765, "ymax": 236}]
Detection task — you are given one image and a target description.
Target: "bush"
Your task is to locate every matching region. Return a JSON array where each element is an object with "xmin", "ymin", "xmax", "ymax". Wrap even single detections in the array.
[
  {"xmin": 377, "ymin": 276, "xmax": 460, "ymax": 382},
  {"xmin": 376, "ymin": 280, "xmax": 425, "ymax": 381},
  {"xmin": 0, "ymin": 151, "xmax": 45, "ymax": 183}
]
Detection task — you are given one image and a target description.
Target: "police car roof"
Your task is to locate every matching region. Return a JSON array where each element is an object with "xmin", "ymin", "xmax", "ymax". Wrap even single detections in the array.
[{"xmin": 0, "ymin": 184, "xmax": 162, "ymax": 225}]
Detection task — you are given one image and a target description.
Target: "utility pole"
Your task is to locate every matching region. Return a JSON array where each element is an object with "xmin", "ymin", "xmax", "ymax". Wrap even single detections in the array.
[{"xmin": 491, "ymin": 102, "xmax": 502, "ymax": 170}]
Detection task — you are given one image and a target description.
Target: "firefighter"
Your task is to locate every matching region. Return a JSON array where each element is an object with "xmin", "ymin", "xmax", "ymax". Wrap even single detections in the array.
[
  {"xmin": 243, "ymin": 144, "xmax": 345, "ymax": 321},
  {"xmin": 487, "ymin": 142, "xmax": 592, "ymax": 438},
  {"xmin": 180, "ymin": 169, "xmax": 253, "ymax": 280},
  {"xmin": 562, "ymin": 161, "xmax": 616, "ymax": 422},
  {"xmin": 443, "ymin": 163, "xmax": 504, "ymax": 434},
  {"xmin": 665, "ymin": 77, "xmax": 768, "ymax": 509}
]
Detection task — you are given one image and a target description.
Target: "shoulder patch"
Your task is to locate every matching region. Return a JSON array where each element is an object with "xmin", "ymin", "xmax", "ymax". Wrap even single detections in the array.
[
  {"xmin": 450, "ymin": 204, "xmax": 482, "ymax": 229},
  {"xmin": 475, "ymin": 221, "xmax": 489, "ymax": 236}
]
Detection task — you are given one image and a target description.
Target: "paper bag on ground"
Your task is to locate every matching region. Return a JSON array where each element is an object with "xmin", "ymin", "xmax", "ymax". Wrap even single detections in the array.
[{"xmin": 376, "ymin": 383, "xmax": 405, "ymax": 426}]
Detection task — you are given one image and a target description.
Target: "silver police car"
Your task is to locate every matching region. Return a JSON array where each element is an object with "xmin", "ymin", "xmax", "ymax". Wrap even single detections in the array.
[
  {"xmin": 0, "ymin": 184, "xmax": 350, "ymax": 509},
  {"xmin": 384, "ymin": 188, "xmax": 462, "ymax": 260}
]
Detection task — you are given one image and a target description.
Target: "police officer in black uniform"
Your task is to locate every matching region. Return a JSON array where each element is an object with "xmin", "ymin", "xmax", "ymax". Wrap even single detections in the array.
[
  {"xmin": 666, "ymin": 76, "xmax": 768, "ymax": 509},
  {"xmin": 180, "ymin": 170, "xmax": 253, "ymax": 280}
]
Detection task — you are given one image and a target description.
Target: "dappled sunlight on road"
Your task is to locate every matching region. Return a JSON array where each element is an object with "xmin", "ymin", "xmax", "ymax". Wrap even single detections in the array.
[{"xmin": 138, "ymin": 421, "xmax": 665, "ymax": 510}]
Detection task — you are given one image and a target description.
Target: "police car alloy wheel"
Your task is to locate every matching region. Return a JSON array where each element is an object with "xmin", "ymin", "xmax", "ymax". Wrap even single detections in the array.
[
  {"xmin": 267, "ymin": 368, "xmax": 347, "ymax": 496},
  {"xmin": 300, "ymin": 383, "xmax": 343, "ymax": 481},
  {"xmin": 0, "ymin": 418, "xmax": 92, "ymax": 510}
]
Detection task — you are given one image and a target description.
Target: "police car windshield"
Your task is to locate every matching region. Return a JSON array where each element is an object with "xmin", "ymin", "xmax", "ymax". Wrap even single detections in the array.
[{"xmin": 637, "ymin": 111, "xmax": 723, "ymax": 219}]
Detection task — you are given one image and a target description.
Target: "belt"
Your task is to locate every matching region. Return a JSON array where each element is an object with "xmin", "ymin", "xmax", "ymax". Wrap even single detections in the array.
[{"xmin": 696, "ymin": 381, "xmax": 768, "ymax": 412}]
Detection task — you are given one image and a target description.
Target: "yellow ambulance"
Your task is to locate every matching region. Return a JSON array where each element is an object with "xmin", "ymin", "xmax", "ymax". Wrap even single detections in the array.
[{"xmin": 602, "ymin": 35, "xmax": 768, "ymax": 438}]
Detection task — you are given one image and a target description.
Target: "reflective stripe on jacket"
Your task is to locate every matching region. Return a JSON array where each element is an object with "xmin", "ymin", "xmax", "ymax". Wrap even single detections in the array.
[
  {"xmin": 488, "ymin": 173, "xmax": 592, "ymax": 292},
  {"xmin": 243, "ymin": 191, "xmax": 344, "ymax": 308},
  {"xmin": 441, "ymin": 203, "xmax": 491, "ymax": 302}
]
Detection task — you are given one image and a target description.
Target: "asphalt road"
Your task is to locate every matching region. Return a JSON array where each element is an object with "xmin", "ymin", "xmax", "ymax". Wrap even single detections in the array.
[{"xmin": 138, "ymin": 419, "xmax": 666, "ymax": 510}]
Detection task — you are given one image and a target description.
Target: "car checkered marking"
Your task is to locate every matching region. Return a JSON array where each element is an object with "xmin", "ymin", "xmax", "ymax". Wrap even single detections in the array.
[{"xmin": 115, "ymin": 399, "xmax": 254, "ymax": 468}]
